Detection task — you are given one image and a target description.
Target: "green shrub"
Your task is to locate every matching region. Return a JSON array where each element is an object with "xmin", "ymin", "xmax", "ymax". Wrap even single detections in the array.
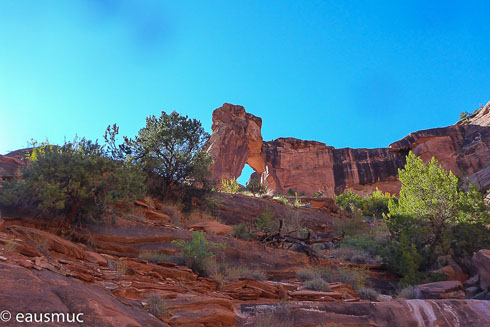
[
  {"xmin": 209, "ymin": 261, "xmax": 266, "ymax": 282},
  {"xmin": 384, "ymin": 152, "xmax": 490, "ymax": 283},
  {"xmin": 357, "ymin": 287, "xmax": 379, "ymax": 301},
  {"xmin": 246, "ymin": 178, "xmax": 265, "ymax": 196},
  {"xmin": 335, "ymin": 190, "xmax": 363, "ymax": 213},
  {"xmin": 335, "ymin": 188, "xmax": 393, "ymax": 220},
  {"xmin": 363, "ymin": 189, "xmax": 394, "ymax": 219},
  {"xmin": 273, "ymin": 194, "xmax": 289, "ymax": 206},
  {"xmin": 256, "ymin": 210, "xmax": 279, "ymax": 235},
  {"xmin": 304, "ymin": 278, "xmax": 331, "ymax": 292},
  {"xmin": 172, "ymin": 232, "xmax": 225, "ymax": 274},
  {"xmin": 232, "ymin": 223, "xmax": 256, "ymax": 240},
  {"xmin": 138, "ymin": 250, "xmax": 169, "ymax": 263},
  {"xmin": 0, "ymin": 137, "xmax": 146, "ymax": 225},
  {"xmin": 105, "ymin": 111, "xmax": 212, "ymax": 196},
  {"xmin": 297, "ymin": 266, "xmax": 368, "ymax": 291},
  {"xmin": 220, "ymin": 178, "xmax": 240, "ymax": 194}
]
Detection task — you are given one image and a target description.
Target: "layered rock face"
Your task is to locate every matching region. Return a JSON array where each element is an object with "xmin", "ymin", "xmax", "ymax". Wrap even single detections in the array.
[
  {"xmin": 240, "ymin": 300, "xmax": 490, "ymax": 327},
  {"xmin": 262, "ymin": 138, "xmax": 406, "ymax": 195},
  {"xmin": 0, "ymin": 155, "xmax": 22, "ymax": 181},
  {"xmin": 206, "ymin": 102, "xmax": 490, "ymax": 196}
]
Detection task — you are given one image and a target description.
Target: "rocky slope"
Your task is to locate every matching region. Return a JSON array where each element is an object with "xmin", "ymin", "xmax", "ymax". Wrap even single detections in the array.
[
  {"xmin": 0, "ymin": 195, "xmax": 489, "ymax": 327},
  {"xmin": 206, "ymin": 102, "xmax": 490, "ymax": 196}
]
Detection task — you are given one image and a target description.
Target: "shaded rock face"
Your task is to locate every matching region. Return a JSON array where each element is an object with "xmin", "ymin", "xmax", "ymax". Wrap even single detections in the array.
[
  {"xmin": 262, "ymin": 138, "xmax": 405, "ymax": 195},
  {"xmin": 0, "ymin": 155, "xmax": 23, "ymax": 181},
  {"xmin": 473, "ymin": 249, "xmax": 490, "ymax": 289},
  {"xmin": 206, "ymin": 102, "xmax": 490, "ymax": 196}
]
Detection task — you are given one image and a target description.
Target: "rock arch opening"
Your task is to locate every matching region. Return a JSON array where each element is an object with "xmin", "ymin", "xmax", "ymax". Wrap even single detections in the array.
[{"xmin": 237, "ymin": 163, "xmax": 255, "ymax": 185}]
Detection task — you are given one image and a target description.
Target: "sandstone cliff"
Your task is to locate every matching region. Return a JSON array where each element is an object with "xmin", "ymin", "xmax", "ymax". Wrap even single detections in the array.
[{"xmin": 206, "ymin": 102, "xmax": 490, "ymax": 196}]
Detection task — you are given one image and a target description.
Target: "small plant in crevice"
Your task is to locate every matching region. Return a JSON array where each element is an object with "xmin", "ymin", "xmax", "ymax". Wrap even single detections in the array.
[
  {"xmin": 144, "ymin": 293, "xmax": 168, "ymax": 319},
  {"xmin": 172, "ymin": 231, "xmax": 226, "ymax": 275},
  {"xmin": 297, "ymin": 266, "xmax": 368, "ymax": 291},
  {"xmin": 232, "ymin": 222, "xmax": 256, "ymax": 240},
  {"xmin": 138, "ymin": 250, "xmax": 169, "ymax": 263}
]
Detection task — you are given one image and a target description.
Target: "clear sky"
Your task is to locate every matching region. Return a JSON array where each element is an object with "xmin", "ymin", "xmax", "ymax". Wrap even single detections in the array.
[{"xmin": 1, "ymin": 1, "xmax": 489, "ymax": 182}]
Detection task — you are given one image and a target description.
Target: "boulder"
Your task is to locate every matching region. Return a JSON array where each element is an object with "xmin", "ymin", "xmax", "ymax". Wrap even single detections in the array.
[
  {"xmin": 473, "ymin": 249, "xmax": 490, "ymax": 289},
  {"xmin": 416, "ymin": 280, "xmax": 465, "ymax": 299},
  {"xmin": 437, "ymin": 260, "xmax": 468, "ymax": 282},
  {"xmin": 188, "ymin": 221, "xmax": 233, "ymax": 236}
]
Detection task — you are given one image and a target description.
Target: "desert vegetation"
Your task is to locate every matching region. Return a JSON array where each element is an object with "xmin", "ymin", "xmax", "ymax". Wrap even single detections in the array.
[
  {"xmin": 0, "ymin": 106, "xmax": 489, "ymax": 326},
  {"xmin": 335, "ymin": 151, "xmax": 490, "ymax": 287}
]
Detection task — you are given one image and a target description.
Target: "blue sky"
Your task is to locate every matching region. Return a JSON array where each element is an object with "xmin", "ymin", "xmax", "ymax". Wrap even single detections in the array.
[{"xmin": 1, "ymin": 1, "xmax": 489, "ymax": 182}]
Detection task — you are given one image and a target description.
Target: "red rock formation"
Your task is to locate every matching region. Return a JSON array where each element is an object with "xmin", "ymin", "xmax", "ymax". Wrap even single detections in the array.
[
  {"xmin": 0, "ymin": 155, "xmax": 22, "ymax": 181},
  {"xmin": 205, "ymin": 103, "xmax": 264, "ymax": 182},
  {"xmin": 240, "ymin": 300, "xmax": 490, "ymax": 327},
  {"xmin": 206, "ymin": 102, "xmax": 490, "ymax": 196}
]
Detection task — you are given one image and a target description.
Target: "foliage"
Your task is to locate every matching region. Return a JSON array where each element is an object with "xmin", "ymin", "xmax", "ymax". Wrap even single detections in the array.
[
  {"xmin": 246, "ymin": 178, "xmax": 265, "ymax": 196},
  {"xmin": 255, "ymin": 210, "xmax": 279, "ymax": 235},
  {"xmin": 287, "ymin": 188, "xmax": 296, "ymax": 196},
  {"xmin": 273, "ymin": 194, "xmax": 289, "ymax": 205},
  {"xmin": 297, "ymin": 266, "xmax": 368, "ymax": 291},
  {"xmin": 207, "ymin": 260, "xmax": 266, "ymax": 283},
  {"xmin": 293, "ymin": 192, "xmax": 302, "ymax": 208},
  {"xmin": 449, "ymin": 222, "xmax": 490, "ymax": 267},
  {"xmin": 144, "ymin": 293, "xmax": 167, "ymax": 319},
  {"xmin": 25, "ymin": 139, "xmax": 55, "ymax": 162},
  {"xmin": 220, "ymin": 178, "xmax": 240, "ymax": 194},
  {"xmin": 340, "ymin": 235, "xmax": 384, "ymax": 257},
  {"xmin": 105, "ymin": 111, "xmax": 212, "ymax": 195},
  {"xmin": 304, "ymin": 278, "xmax": 331, "ymax": 292},
  {"xmin": 399, "ymin": 286, "xmax": 418, "ymax": 299},
  {"xmin": 253, "ymin": 310, "xmax": 293, "ymax": 327},
  {"xmin": 138, "ymin": 250, "xmax": 169, "ymax": 263},
  {"xmin": 363, "ymin": 189, "xmax": 394, "ymax": 219},
  {"xmin": 334, "ymin": 209, "xmax": 369, "ymax": 236},
  {"xmin": 335, "ymin": 188, "xmax": 394, "ymax": 219},
  {"xmin": 232, "ymin": 223, "xmax": 256, "ymax": 240},
  {"xmin": 331, "ymin": 246, "xmax": 382, "ymax": 265},
  {"xmin": 172, "ymin": 232, "xmax": 226, "ymax": 274},
  {"xmin": 357, "ymin": 287, "xmax": 379, "ymax": 301},
  {"xmin": 0, "ymin": 137, "xmax": 146, "ymax": 225},
  {"xmin": 385, "ymin": 151, "xmax": 490, "ymax": 284},
  {"xmin": 335, "ymin": 190, "xmax": 363, "ymax": 213},
  {"xmin": 459, "ymin": 111, "xmax": 470, "ymax": 123}
]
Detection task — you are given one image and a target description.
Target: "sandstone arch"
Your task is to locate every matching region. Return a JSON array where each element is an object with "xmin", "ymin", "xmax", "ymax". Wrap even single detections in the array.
[{"xmin": 205, "ymin": 103, "xmax": 490, "ymax": 197}]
